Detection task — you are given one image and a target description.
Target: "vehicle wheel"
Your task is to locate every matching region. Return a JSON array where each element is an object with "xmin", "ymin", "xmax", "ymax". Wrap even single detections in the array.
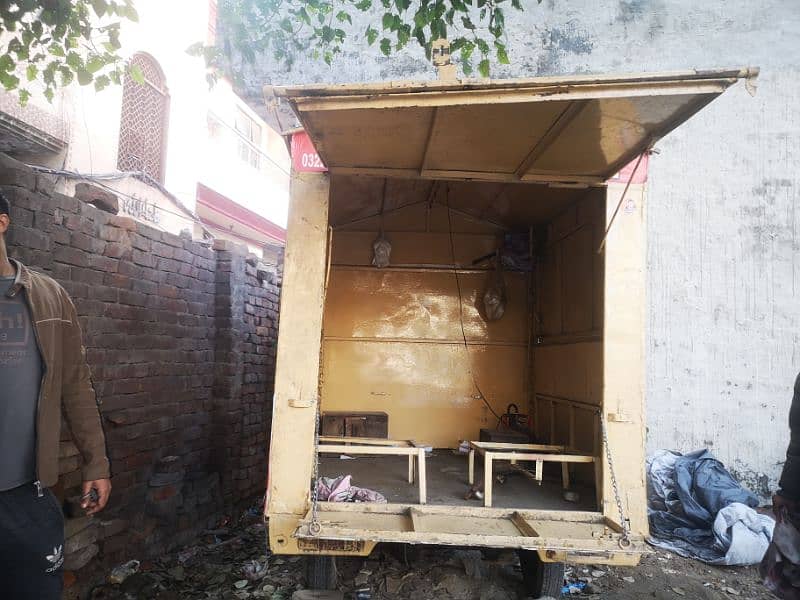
[
  {"xmin": 481, "ymin": 547, "xmax": 503, "ymax": 561},
  {"xmin": 517, "ymin": 549, "xmax": 564, "ymax": 598},
  {"xmin": 306, "ymin": 555, "xmax": 337, "ymax": 590}
]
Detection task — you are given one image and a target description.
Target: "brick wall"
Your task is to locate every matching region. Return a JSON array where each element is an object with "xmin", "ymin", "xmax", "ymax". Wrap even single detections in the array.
[{"xmin": 0, "ymin": 154, "xmax": 280, "ymax": 583}]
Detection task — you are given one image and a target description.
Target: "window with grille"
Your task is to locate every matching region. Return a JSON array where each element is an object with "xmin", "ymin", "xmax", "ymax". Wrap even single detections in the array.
[
  {"xmin": 117, "ymin": 53, "xmax": 170, "ymax": 183},
  {"xmin": 234, "ymin": 106, "xmax": 261, "ymax": 170}
]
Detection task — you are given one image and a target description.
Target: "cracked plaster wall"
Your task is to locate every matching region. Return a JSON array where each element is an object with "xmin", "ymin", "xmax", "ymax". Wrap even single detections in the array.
[{"xmin": 246, "ymin": 0, "xmax": 800, "ymax": 498}]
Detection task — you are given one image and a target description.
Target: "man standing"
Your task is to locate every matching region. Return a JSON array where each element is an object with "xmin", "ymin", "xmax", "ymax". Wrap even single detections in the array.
[
  {"xmin": 761, "ymin": 373, "xmax": 800, "ymax": 598},
  {"xmin": 775, "ymin": 374, "xmax": 799, "ymax": 516},
  {"xmin": 0, "ymin": 191, "xmax": 111, "ymax": 599}
]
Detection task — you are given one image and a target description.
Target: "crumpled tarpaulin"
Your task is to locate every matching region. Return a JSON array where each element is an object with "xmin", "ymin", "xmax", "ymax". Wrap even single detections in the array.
[
  {"xmin": 760, "ymin": 509, "xmax": 800, "ymax": 599},
  {"xmin": 316, "ymin": 475, "xmax": 387, "ymax": 503},
  {"xmin": 647, "ymin": 449, "xmax": 774, "ymax": 565}
]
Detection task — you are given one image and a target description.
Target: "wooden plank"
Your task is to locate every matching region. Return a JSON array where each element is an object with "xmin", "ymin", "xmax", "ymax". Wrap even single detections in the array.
[
  {"xmin": 602, "ymin": 181, "xmax": 649, "ymax": 535},
  {"xmin": 329, "ymin": 166, "xmax": 606, "ymax": 185},
  {"xmin": 318, "ymin": 436, "xmax": 412, "ymax": 447},
  {"xmin": 515, "ymin": 100, "xmax": 588, "ymax": 177},
  {"xmin": 312, "ymin": 500, "xmax": 606, "ymax": 523},
  {"xmin": 273, "ymin": 68, "xmax": 751, "ymax": 98},
  {"xmin": 561, "ymin": 225, "xmax": 595, "ymax": 334},
  {"xmin": 266, "ymin": 171, "xmax": 330, "ymax": 517},
  {"xmin": 417, "ymin": 448, "xmax": 427, "ymax": 504},
  {"xmin": 468, "ymin": 448, "xmax": 475, "ymax": 485},
  {"xmin": 289, "ymin": 81, "xmax": 731, "ymax": 111},
  {"xmin": 408, "ymin": 507, "xmax": 424, "ymax": 532},
  {"xmin": 569, "ymin": 406, "xmax": 576, "ymax": 450},
  {"xmin": 489, "ymin": 452, "xmax": 595, "ymax": 464},
  {"xmin": 535, "ymin": 332, "xmax": 602, "ymax": 346},
  {"xmin": 419, "ymin": 107, "xmax": 438, "ymax": 173},
  {"xmin": 294, "ymin": 519, "xmax": 644, "ymax": 560},
  {"xmin": 533, "ymin": 344, "xmax": 604, "ymax": 408},
  {"xmin": 510, "ymin": 511, "xmax": 540, "ymax": 538},
  {"xmin": 470, "ymin": 441, "xmax": 566, "ymax": 452},
  {"xmin": 323, "ymin": 336, "xmax": 528, "ymax": 348},
  {"xmin": 536, "ymin": 393, "xmax": 600, "ymax": 412},
  {"xmin": 318, "ymin": 445, "xmax": 420, "ymax": 456},
  {"xmin": 330, "ymin": 265, "xmax": 496, "ymax": 275},
  {"xmin": 484, "ymin": 452, "xmax": 493, "ymax": 508}
]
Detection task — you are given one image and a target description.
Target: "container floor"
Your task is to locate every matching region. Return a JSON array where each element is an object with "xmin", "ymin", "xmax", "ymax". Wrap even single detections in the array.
[{"xmin": 320, "ymin": 450, "xmax": 597, "ymax": 511}]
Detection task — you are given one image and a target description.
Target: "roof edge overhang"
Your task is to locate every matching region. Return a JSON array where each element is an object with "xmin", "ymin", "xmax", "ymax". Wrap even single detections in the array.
[
  {"xmin": 270, "ymin": 68, "xmax": 758, "ymax": 186},
  {"xmin": 272, "ymin": 67, "xmax": 758, "ymax": 103}
]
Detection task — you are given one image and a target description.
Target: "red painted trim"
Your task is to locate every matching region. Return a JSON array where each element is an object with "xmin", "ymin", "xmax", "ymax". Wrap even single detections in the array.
[
  {"xmin": 196, "ymin": 182, "xmax": 286, "ymax": 243},
  {"xmin": 199, "ymin": 217, "xmax": 281, "ymax": 249}
]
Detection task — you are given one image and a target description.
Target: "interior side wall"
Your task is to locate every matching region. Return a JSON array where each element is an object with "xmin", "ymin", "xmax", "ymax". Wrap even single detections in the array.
[
  {"xmin": 321, "ymin": 202, "xmax": 529, "ymax": 448},
  {"xmin": 533, "ymin": 189, "xmax": 606, "ymax": 465}
]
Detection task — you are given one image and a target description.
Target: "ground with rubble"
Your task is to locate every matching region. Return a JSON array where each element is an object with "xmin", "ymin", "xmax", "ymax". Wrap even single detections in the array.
[{"xmin": 77, "ymin": 508, "xmax": 775, "ymax": 600}]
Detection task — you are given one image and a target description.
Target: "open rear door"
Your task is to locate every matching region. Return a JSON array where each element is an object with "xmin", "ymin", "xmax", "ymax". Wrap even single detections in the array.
[{"xmin": 274, "ymin": 68, "xmax": 756, "ymax": 186}]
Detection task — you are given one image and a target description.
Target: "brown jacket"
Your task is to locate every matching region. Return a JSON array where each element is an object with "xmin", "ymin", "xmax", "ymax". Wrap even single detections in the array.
[{"xmin": 6, "ymin": 259, "xmax": 110, "ymax": 487}]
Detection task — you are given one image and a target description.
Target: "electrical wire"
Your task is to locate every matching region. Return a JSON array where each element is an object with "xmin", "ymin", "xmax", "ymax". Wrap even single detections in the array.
[
  {"xmin": 444, "ymin": 184, "xmax": 502, "ymax": 423},
  {"xmin": 25, "ymin": 164, "xmax": 210, "ymax": 229},
  {"xmin": 207, "ymin": 110, "xmax": 291, "ymax": 177}
]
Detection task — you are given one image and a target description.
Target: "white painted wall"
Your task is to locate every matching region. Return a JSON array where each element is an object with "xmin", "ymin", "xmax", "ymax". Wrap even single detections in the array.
[
  {"xmin": 245, "ymin": 0, "xmax": 800, "ymax": 497},
  {"xmin": 2, "ymin": 0, "xmax": 289, "ymax": 232},
  {"xmin": 201, "ymin": 79, "xmax": 290, "ymax": 228}
]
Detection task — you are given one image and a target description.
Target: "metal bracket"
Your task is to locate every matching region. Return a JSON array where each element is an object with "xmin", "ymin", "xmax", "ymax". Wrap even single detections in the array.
[{"xmin": 289, "ymin": 397, "xmax": 315, "ymax": 408}]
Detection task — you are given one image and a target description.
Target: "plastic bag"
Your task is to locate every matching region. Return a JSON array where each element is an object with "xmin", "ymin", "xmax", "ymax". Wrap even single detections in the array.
[
  {"xmin": 372, "ymin": 235, "xmax": 391, "ymax": 268},
  {"xmin": 482, "ymin": 255, "xmax": 507, "ymax": 321}
]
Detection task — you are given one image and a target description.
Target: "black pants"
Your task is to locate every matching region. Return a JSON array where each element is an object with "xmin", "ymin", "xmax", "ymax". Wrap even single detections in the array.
[{"xmin": 0, "ymin": 483, "xmax": 64, "ymax": 600}]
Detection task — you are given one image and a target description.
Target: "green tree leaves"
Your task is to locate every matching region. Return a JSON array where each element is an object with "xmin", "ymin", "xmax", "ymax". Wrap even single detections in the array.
[
  {"xmin": 216, "ymin": 0, "xmax": 532, "ymax": 82},
  {"xmin": 0, "ymin": 0, "xmax": 139, "ymax": 104}
]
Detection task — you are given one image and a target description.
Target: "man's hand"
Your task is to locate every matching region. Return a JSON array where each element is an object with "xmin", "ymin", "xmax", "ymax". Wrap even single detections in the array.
[
  {"xmin": 772, "ymin": 493, "xmax": 799, "ymax": 523},
  {"xmin": 81, "ymin": 479, "xmax": 111, "ymax": 515}
]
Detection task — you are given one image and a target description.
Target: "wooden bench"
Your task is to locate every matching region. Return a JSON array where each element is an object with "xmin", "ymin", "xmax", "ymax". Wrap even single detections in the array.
[
  {"xmin": 318, "ymin": 436, "xmax": 428, "ymax": 504},
  {"xmin": 467, "ymin": 441, "xmax": 597, "ymax": 508}
]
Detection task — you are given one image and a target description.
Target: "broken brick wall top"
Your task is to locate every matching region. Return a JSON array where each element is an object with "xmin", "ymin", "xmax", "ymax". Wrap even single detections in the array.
[{"xmin": 0, "ymin": 153, "xmax": 280, "ymax": 582}]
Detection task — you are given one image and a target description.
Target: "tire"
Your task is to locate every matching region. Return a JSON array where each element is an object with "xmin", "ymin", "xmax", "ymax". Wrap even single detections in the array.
[
  {"xmin": 481, "ymin": 547, "xmax": 503, "ymax": 561},
  {"xmin": 517, "ymin": 549, "xmax": 564, "ymax": 598},
  {"xmin": 306, "ymin": 555, "xmax": 337, "ymax": 590}
]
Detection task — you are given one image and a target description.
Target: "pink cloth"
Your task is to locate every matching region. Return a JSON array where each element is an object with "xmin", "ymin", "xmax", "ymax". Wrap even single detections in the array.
[{"xmin": 316, "ymin": 475, "xmax": 387, "ymax": 503}]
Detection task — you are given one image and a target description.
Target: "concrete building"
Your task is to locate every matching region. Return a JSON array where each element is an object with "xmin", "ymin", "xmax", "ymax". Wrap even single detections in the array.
[
  {"xmin": 0, "ymin": 0, "xmax": 288, "ymax": 258},
  {"xmin": 242, "ymin": 0, "xmax": 800, "ymax": 497}
]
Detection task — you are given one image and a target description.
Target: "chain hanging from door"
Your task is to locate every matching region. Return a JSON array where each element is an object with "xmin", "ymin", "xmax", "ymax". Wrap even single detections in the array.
[{"xmin": 598, "ymin": 410, "xmax": 632, "ymax": 548}]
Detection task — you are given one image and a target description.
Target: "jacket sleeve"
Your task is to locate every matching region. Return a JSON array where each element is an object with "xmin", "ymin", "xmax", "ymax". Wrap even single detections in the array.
[
  {"xmin": 60, "ymin": 290, "xmax": 110, "ymax": 482},
  {"xmin": 778, "ymin": 372, "xmax": 800, "ymax": 500}
]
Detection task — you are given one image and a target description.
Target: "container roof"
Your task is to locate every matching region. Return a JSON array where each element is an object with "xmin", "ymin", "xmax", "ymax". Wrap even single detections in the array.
[{"xmin": 273, "ymin": 68, "xmax": 755, "ymax": 186}]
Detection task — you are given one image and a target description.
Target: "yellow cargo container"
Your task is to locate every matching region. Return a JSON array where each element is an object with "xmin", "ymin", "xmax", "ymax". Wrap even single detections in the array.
[{"xmin": 264, "ymin": 68, "xmax": 756, "ymax": 596}]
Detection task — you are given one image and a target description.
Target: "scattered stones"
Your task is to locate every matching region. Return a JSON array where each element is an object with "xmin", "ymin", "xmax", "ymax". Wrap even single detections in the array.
[
  {"xmin": 107, "ymin": 559, "xmax": 141, "ymax": 585},
  {"xmin": 591, "ymin": 569, "xmax": 606, "ymax": 577},
  {"xmin": 724, "ymin": 587, "xmax": 741, "ymax": 596},
  {"xmin": 291, "ymin": 592, "xmax": 344, "ymax": 600},
  {"xmin": 83, "ymin": 504, "xmax": 778, "ymax": 600}
]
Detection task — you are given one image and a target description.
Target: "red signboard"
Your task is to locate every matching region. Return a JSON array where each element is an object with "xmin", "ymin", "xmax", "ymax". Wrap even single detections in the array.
[
  {"xmin": 291, "ymin": 131, "xmax": 327, "ymax": 173},
  {"xmin": 608, "ymin": 153, "xmax": 649, "ymax": 184}
]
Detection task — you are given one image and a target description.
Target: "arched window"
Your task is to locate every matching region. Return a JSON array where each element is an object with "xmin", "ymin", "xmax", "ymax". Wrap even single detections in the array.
[{"xmin": 116, "ymin": 53, "xmax": 170, "ymax": 183}]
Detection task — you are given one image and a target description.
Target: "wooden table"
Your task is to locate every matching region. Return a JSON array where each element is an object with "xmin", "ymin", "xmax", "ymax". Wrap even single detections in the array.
[
  {"xmin": 467, "ymin": 441, "xmax": 597, "ymax": 508},
  {"xmin": 318, "ymin": 436, "xmax": 428, "ymax": 504}
]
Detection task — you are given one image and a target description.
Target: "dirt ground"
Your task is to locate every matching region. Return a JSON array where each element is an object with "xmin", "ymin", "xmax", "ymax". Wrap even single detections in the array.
[{"xmin": 83, "ymin": 508, "xmax": 776, "ymax": 600}]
